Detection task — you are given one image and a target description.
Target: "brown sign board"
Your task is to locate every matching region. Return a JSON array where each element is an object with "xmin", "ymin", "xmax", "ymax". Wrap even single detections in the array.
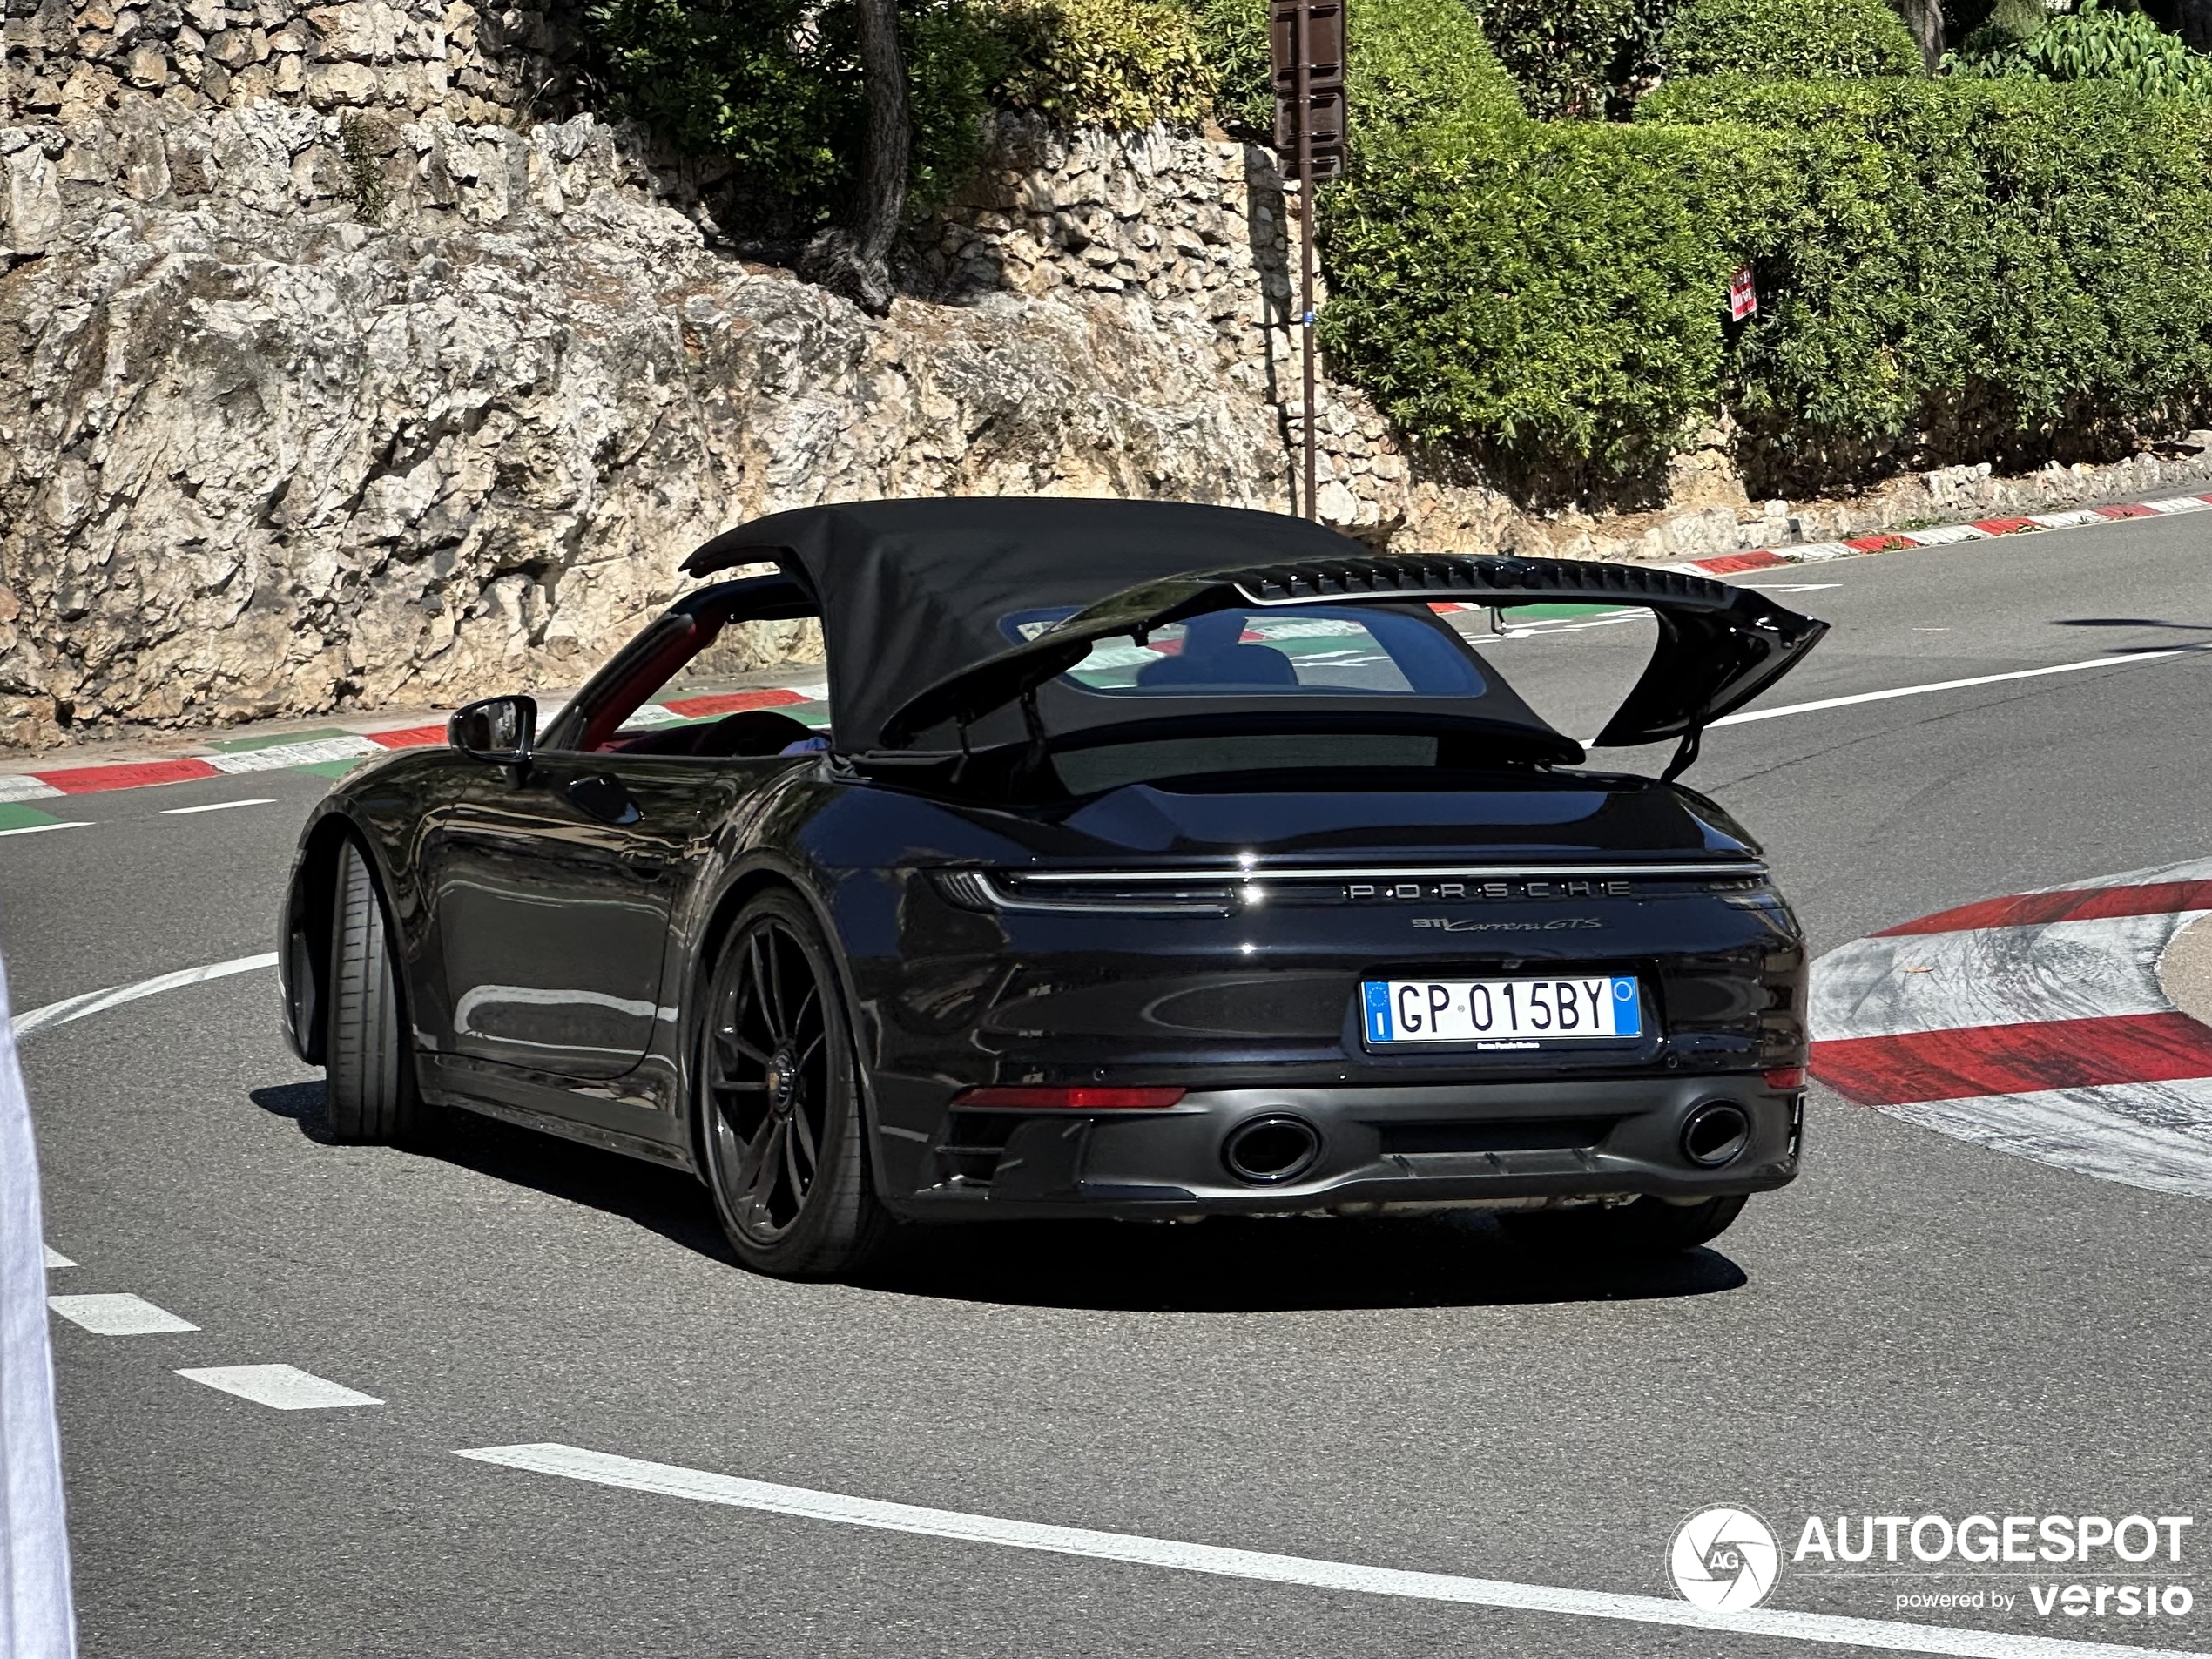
[{"xmin": 1270, "ymin": 0, "xmax": 1346, "ymax": 177}]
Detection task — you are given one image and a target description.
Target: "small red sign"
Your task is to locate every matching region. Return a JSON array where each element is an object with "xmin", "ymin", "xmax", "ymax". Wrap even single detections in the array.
[{"xmin": 1728, "ymin": 265, "xmax": 1757, "ymax": 321}]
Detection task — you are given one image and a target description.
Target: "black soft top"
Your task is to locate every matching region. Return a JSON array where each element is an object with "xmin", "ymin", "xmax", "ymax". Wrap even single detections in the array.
[{"xmin": 685, "ymin": 498, "xmax": 1376, "ymax": 755}]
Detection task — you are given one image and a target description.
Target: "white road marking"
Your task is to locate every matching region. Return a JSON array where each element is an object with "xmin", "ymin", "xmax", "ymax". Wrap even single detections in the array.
[
  {"xmin": 49, "ymin": 1294, "xmax": 197, "ymax": 1335},
  {"xmin": 159, "ymin": 798, "xmax": 275, "ymax": 816},
  {"xmin": 456, "ymin": 1443, "xmax": 2207, "ymax": 1659},
  {"xmin": 176, "ymin": 1365, "xmax": 382, "ymax": 1410},
  {"xmin": 1737, "ymin": 583, "xmax": 1843, "ymax": 593},
  {"xmin": 0, "ymin": 775, "xmax": 63, "ymax": 801},
  {"xmin": 10, "ymin": 953, "xmax": 280, "ymax": 1039},
  {"xmin": 0, "ymin": 822, "xmax": 91, "ymax": 838},
  {"xmin": 1884, "ymin": 1081, "xmax": 2212, "ymax": 1204},
  {"xmin": 2146, "ymin": 496, "xmax": 2212, "ymax": 514},
  {"xmin": 1714, "ymin": 647, "xmax": 2203, "ymax": 728},
  {"xmin": 2027, "ymin": 509, "xmax": 2113, "ymax": 530},
  {"xmin": 1811, "ymin": 910, "xmax": 2209, "ymax": 1042},
  {"xmin": 43, "ymin": 1246, "xmax": 73, "ymax": 1270}
]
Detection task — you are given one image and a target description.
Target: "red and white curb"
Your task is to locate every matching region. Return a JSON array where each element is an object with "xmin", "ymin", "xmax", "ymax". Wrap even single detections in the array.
[
  {"xmin": 3, "ymin": 485, "xmax": 2206, "ymax": 804},
  {"xmin": 0, "ymin": 683, "xmax": 827, "ymax": 805},
  {"xmin": 1810, "ymin": 858, "xmax": 2212, "ymax": 1201},
  {"xmin": 1668, "ymin": 491, "xmax": 2212, "ymax": 577}
]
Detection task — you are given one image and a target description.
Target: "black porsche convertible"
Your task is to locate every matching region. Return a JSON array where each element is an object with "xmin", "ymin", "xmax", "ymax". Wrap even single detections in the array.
[{"xmin": 279, "ymin": 498, "xmax": 1825, "ymax": 1278}]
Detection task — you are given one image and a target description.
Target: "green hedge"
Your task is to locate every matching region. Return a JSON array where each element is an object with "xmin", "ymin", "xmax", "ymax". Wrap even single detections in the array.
[
  {"xmin": 1320, "ymin": 38, "xmax": 2212, "ymax": 496},
  {"xmin": 1645, "ymin": 75, "xmax": 2212, "ymax": 484},
  {"xmin": 1474, "ymin": 0, "xmax": 1669, "ymax": 119},
  {"xmin": 1660, "ymin": 0, "xmax": 1921, "ymax": 80}
]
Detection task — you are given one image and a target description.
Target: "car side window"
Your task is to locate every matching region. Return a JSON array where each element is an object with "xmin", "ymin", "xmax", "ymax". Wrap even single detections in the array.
[{"xmin": 549, "ymin": 589, "xmax": 831, "ymax": 759}]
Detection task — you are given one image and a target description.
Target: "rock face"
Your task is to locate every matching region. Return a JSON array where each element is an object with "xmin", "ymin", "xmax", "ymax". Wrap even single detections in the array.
[
  {"xmin": 7, "ymin": 47, "xmax": 2212, "ymax": 747},
  {"xmin": 0, "ymin": 106, "xmax": 1305, "ymax": 745}
]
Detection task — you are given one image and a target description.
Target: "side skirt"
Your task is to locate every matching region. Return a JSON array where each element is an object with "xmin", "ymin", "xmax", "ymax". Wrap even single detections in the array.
[{"xmin": 420, "ymin": 1055, "xmax": 699, "ymax": 1173}]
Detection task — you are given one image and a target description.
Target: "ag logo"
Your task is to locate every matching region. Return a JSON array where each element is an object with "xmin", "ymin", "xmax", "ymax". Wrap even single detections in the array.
[{"xmin": 1669, "ymin": 1507, "xmax": 1780, "ymax": 1611}]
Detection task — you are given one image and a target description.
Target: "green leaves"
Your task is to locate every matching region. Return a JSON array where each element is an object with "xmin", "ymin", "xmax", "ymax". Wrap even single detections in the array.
[
  {"xmin": 1951, "ymin": 1, "xmax": 2212, "ymax": 104},
  {"xmin": 1322, "ymin": 49, "xmax": 2212, "ymax": 498},
  {"xmin": 1660, "ymin": 0, "xmax": 1923, "ymax": 81}
]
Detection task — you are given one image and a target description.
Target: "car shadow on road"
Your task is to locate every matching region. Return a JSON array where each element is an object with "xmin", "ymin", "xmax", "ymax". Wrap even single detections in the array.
[
  {"xmin": 249, "ymin": 1081, "xmax": 736, "ymax": 1262},
  {"xmin": 251, "ymin": 1082, "xmax": 1746, "ymax": 1311},
  {"xmin": 860, "ymin": 1214, "xmax": 1748, "ymax": 1312}
]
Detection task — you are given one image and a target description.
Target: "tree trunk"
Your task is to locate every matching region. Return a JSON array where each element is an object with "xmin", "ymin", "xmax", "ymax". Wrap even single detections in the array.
[
  {"xmin": 1892, "ymin": 0, "xmax": 1942, "ymax": 71},
  {"xmin": 801, "ymin": 0, "xmax": 910, "ymax": 316}
]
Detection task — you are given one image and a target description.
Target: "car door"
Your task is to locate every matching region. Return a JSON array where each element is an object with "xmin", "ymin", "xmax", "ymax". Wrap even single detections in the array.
[
  {"xmin": 422, "ymin": 754, "xmax": 744, "ymax": 1080},
  {"xmin": 420, "ymin": 574, "xmax": 826, "ymax": 1085}
]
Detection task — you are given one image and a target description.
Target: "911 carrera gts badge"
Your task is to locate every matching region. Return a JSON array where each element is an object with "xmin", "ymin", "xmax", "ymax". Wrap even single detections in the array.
[
  {"xmin": 1349, "ymin": 880, "xmax": 1633, "ymax": 901},
  {"xmin": 1413, "ymin": 916, "xmax": 1604, "ymax": 931}
]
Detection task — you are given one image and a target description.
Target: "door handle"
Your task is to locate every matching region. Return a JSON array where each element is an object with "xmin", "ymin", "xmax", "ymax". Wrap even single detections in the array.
[{"xmin": 563, "ymin": 773, "xmax": 642, "ymax": 826}]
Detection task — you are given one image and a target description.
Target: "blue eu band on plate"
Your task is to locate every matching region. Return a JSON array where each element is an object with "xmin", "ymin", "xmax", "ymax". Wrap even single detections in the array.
[{"xmin": 1363, "ymin": 976, "xmax": 1644, "ymax": 1045}]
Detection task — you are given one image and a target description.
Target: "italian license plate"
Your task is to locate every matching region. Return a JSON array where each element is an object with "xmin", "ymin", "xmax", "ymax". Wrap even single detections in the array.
[{"xmin": 1362, "ymin": 975, "xmax": 1644, "ymax": 1045}]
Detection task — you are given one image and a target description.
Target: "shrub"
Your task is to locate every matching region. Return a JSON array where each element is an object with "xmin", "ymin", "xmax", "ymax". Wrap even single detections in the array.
[
  {"xmin": 1322, "ymin": 117, "xmax": 1759, "ymax": 495},
  {"xmin": 1181, "ymin": 0, "xmax": 1521, "ymax": 150},
  {"xmin": 1474, "ymin": 0, "xmax": 1673, "ymax": 119},
  {"xmin": 992, "ymin": 0, "xmax": 1217, "ymax": 129},
  {"xmin": 1659, "ymin": 0, "xmax": 1922, "ymax": 79},
  {"xmin": 1951, "ymin": 1, "xmax": 2212, "ymax": 102},
  {"xmin": 1345, "ymin": 0, "xmax": 1526, "ymax": 145},
  {"xmin": 1643, "ymin": 74, "xmax": 2212, "ymax": 489}
]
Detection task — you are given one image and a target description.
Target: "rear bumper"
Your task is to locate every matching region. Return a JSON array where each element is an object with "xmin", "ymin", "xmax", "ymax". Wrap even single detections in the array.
[{"xmin": 887, "ymin": 1075, "xmax": 1803, "ymax": 1221}]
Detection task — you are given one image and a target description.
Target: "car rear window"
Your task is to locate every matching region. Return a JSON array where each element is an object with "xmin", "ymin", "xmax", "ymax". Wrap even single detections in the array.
[{"xmin": 1003, "ymin": 605, "xmax": 1487, "ymax": 699}]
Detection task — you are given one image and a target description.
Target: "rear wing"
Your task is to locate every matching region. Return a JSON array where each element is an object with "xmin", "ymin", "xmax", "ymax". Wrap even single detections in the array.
[{"xmin": 877, "ymin": 553, "xmax": 1826, "ymax": 763}]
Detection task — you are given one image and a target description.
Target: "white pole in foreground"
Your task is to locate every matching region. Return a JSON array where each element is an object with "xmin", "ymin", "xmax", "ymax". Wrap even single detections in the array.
[{"xmin": 0, "ymin": 958, "xmax": 76, "ymax": 1659}]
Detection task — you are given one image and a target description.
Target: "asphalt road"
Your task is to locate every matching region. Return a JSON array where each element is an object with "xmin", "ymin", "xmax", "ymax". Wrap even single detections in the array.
[{"xmin": 9, "ymin": 516, "xmax": 2212, "ymax": 1658}]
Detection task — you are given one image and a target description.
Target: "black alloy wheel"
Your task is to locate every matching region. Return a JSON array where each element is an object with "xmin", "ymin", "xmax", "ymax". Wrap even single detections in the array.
[{"xmin": 699, "ymin": 891, "xmax": 887, "ymax": 1278}]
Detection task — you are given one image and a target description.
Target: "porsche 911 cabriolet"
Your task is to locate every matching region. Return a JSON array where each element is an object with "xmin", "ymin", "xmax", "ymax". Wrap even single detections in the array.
[{"xmin": 279, "ymin": 497, "xmax": 1825, "ymax": 1278}]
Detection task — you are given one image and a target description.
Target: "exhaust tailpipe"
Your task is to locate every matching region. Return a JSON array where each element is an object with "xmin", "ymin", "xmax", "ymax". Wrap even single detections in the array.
[
  {"xmin": 1681, "ymin": 1101, "xmax": 1750, "ymax": 1168},
  {"xmin": 1222, "ymin": 1115, "xmax": 1321, "ymax": 1184}
]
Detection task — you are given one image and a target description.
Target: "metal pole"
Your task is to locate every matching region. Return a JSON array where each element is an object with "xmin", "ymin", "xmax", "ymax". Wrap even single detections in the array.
[{"xmin": 1296, "ymin": 4, "xmax": 1317, "ymax": 522}]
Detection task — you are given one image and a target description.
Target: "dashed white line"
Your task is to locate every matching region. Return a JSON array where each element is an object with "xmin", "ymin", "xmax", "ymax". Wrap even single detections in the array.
[
  {"xmin": 159, "ymin": 798, "xmax": 275, "ymax": 816},
  {"xmin": 176, "ymin": 1365, "xmax": 383, "ymax": 1410},
  {"xmin": 43, "ymin": 1246, "xmax": 73, "ymax": 1270},
  {"xmin": 49, "ymin": 1293, "xmax": 198, "ymax": 1335},
  {"xmin": 455, "ymin": 1443, "xmax": 2205, "ymax": 1659},
  {"xmin": 11, "ymin": 952, "xmax": 280, "ymax": 1039},
  {"xmin": 0, "ymin": 821, "xmax": 91, "ymax": 838}
]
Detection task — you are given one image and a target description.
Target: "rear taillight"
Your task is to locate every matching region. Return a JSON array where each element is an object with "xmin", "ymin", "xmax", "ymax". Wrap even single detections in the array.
[
  {"xmin": 1763, "ymin": 1066, "xmax": 1806, "ymax": 1090},
  {"xmin": 952, "ymin": 1086, "xmax": 1186, "ymax": 1110}
]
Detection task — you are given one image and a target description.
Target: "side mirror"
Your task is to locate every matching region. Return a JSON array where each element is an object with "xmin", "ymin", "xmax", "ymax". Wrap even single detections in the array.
[{"xmin": 449, "ymin": 695, "xmax": 536, "ymax": 766}]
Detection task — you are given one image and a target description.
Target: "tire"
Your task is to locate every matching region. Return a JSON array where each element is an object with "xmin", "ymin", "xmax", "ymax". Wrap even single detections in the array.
[
  {"xmin": 698, "ymin": 890, "xmax": 888, "ymax": 1279},
  {"xmin": 324, "ymin": 839, "xmax": 432, "ymax": 1146},
  {"xmin": 1501, "ymin": 1193, "xmax": 1747, "ymax": 1257}
]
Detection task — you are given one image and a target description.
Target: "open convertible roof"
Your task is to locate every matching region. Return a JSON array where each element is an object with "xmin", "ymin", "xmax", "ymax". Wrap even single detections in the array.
[{"xmin": 683, "ymin": 497, "xmax": 1825, "ymax": 759}]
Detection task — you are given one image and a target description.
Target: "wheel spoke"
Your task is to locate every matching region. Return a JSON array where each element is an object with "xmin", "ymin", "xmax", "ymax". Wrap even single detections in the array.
[
  {"xmin": 794, "ymin": 1030, "xmax": 825, "ymax": 1073},
  {"xmin": 792, "ymin": 981, "xmax": 820, "ymax": 1036},
  {"xmin": 789, "ymin": 1104, "xmax": 818, "ymax": 1172},
  {"xmin": 743, "ymin": 1118, "xmax": 786, "ymax": 1210},
  {"xmin": 751, "ymin": 930, "xmax": 786, "ymax": 1039},
  {"xmin": 782, "ymin": 1119, "xmax": 807, "ymax": 1195},
  {"xmin": 716, "ymin": 1026, "xmax": 773, "ymax": 1072}
]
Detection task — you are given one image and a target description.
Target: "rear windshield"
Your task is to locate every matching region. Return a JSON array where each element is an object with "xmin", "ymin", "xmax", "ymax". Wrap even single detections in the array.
[{"xmin": 1003, "ymin": 605, "xmax": 1488, "ymax": 699}]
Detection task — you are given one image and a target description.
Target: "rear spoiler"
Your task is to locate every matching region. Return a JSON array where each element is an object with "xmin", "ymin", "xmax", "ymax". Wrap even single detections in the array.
[{"xmin": 877, "ymin": 553, "xmax": 1826, "ymax": 766}]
